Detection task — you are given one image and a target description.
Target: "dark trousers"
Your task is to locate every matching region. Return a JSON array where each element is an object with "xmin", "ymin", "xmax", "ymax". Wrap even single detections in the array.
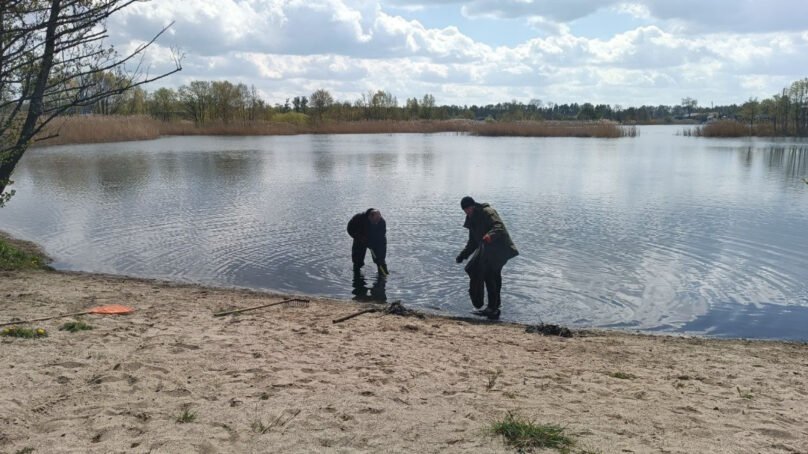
[
  {"xmin": 469, "ymin": 265, "xmax": 502, "ymax": 310},
  {"xmin": 352, "ymin": 241, "xmax": 386, "ymax": 269}
]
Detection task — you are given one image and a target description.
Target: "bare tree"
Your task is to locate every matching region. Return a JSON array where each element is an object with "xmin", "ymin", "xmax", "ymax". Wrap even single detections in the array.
[
  {"xmin": 681, "ymin": 97, "xmax": 698, "ymax": 117},
  {"xmin": 1, "ymin": 0, "xmax": 182, "ymax": 205},
  {"xmin": 310, "ymin": 88, "xmax": 333, "ymax": 120}
]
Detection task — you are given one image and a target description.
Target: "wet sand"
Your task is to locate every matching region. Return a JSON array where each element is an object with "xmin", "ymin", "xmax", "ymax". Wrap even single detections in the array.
[{"xmin": 1, "ymin": 267, "xmax": 806, "ymax": 453}]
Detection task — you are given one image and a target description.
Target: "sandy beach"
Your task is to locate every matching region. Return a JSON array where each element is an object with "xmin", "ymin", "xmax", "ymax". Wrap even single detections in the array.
[{"xmin": 1, "ymin": 264, "xmax": 806, "ymax": 454}]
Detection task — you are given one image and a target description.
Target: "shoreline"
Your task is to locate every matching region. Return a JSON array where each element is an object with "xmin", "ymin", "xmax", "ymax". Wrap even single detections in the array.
[
  {"xmin": 1, "ymin": 232, "xmax": 807, "ymax": 452},
  {"xmin": 1, "ymin": 230, "xmax": 804, "ymax": 344}
]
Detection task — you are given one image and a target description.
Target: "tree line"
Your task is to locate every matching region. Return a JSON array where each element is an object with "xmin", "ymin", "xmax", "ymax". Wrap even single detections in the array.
[{"xmin": 74, "ymin": 76, "xmax": 808, "ymax": 135}]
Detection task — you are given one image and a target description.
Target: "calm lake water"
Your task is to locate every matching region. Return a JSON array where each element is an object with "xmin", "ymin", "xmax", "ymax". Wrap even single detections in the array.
[{"xmin": 2, "ymin": 126, "xmax": 807, "ymax": 340}]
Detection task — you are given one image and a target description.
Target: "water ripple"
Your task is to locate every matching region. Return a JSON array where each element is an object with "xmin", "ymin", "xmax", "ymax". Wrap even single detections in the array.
[{"xmin": 2, "ymin": 129, "xmax": 807, "ymax": 340}]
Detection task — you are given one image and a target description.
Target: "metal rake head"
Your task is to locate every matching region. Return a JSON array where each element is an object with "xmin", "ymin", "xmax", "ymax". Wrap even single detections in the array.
[{"xmin": 282, "ymin": 298, "xmax": 310, "ymax": 308}]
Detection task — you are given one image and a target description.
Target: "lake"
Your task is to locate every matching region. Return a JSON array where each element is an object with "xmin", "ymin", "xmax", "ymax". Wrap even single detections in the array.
[{"xmin": 2, "ymin": 125, "xmax": 807, "ymax": 340}]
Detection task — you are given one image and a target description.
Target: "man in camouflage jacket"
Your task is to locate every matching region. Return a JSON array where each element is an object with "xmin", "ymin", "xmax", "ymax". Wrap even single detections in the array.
[{"xmin": 455, "ymin": 196, "xmax": 518, "ymax": 320}]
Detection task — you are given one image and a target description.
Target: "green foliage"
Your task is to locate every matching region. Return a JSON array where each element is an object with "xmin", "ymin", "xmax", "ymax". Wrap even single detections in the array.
[
  {"xmin": 14, "ymin": 447, "xmax": 35, "ymax": 454},
  {"xmin": 2, "ymin": 326, "xmax": 48, "ymax": 339},
  {"xmin": 175, "ymin": 407, "xmax": 197, "ymax": 423},
  {"xmin": 0, "ymin": 237, "xmax": 48, "ymax": 271},
  {"xmin": 490, "ymin": 412, "xmax": 575, "ymax": 452},
  {"xmin": 59, "ymin": 320, "xmax": 94, "ymax": 333},
  {"xmin": 271, "ymin": 112, "xmax": 309, "ymax": 126}
]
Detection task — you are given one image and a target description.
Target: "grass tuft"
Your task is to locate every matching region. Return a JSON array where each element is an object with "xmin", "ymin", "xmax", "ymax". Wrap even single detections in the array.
[
  {"xmin": 0, "ymin": 237, "xmax": 49, "ymax": 271},
  {"xmin": 251, "ymin": 420, "xmax": 271, "ymax": 434},
  {"xmin": 175, "ymin": 407, "xmax": 197, "ymax": 424},
  {"xmin": 2, "ymin": 326, "xmax": 48, "ymax": 339},
  {"xmin": 736, "ymin": 386, "xmax": 754, "ymax": 399},
  {"xmin": 59, "ymin": 320, "xmax": 94, "ymax": 333},
  {"xmin": 610, "ymin": 371, "xmax": 636, "ymax": 380},
  {"xmin": 15, "ymin": 448, "xmax": 35, "ymax": 454},
  {"xmin": 486, "ymin": 369, "xmax": 503, "ymax": 391},
  {"xmin": 490, "ymin": 412, "xmax": 575, "ymax": 452}
]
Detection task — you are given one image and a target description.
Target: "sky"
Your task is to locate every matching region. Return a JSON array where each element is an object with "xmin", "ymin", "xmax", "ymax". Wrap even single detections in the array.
[{"xmin": 108, "ymin": 0, "xmax": 808, "ymax": 108}]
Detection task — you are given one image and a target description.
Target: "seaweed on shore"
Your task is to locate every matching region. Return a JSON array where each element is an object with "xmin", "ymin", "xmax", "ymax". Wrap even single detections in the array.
[{"xmin": 525, "ymin": 323, "xmax": 573, "ymax": 338}]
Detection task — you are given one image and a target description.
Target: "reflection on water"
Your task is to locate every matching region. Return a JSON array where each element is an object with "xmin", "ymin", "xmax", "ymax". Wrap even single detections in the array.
[
  {"xmin": 2, "ymin": 127, "xmax": 808, "ymax": 340},
  {"xmin": 352, "ymin": 271, "xmax": 387, "ymax": 303}
]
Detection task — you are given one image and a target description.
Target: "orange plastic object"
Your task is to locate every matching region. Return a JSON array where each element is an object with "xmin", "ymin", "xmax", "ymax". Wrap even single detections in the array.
[{"xmin": 88, "ymin": 305, "xmax": 134, "ymax": 315}]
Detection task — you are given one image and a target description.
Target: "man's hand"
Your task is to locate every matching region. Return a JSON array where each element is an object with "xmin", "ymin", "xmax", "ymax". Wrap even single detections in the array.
[
  {"xmin": 359, "ymin": 235, "xmax": 368, "ymax": 244},
  {"xmin": 483, "ymin": 234, "xmax": 492, "ymax": 243},
  {"xmin": 455, "ymin": 255, "xmax": 463, "ymax": 264}
]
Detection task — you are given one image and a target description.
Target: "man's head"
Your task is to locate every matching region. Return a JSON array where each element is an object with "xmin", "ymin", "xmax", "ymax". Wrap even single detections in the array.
[
  {"xmin": 461, "ymin": 196, "xmax": 475, "ymax": 216},
  {"xmin": 368, "ymin": 209, "xmax": 382, "ymax": 224}
]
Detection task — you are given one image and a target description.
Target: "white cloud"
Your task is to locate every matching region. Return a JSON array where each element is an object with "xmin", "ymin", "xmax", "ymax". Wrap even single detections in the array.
[
  {"xmin": 387, "ymin": 0, "xmax": 808, "ymax": 33},
  {"xmin": 106, "ymin": 0, "xmax": 808, "ymax": 107}
]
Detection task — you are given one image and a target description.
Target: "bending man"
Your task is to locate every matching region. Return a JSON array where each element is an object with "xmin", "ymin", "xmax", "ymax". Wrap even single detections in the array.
[
  {"xmin": 455, "ymin": 196, "xmax": 518, "ymax": 320},
  {"xmin": 347, "ymin": 208, "xmax": 388, "ymax": 275}
]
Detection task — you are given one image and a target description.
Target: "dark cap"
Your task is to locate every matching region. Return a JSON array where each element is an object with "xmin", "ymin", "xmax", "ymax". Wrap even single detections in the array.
[{"xmin": 460, "ymin": 196, "xmax": 475, "ymax": 209}]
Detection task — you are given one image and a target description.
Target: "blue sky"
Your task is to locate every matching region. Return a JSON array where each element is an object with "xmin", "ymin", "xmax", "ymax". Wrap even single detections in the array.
[{"xmin": 109, "ymin": 0, "xmax": 808, "ymax": 107}]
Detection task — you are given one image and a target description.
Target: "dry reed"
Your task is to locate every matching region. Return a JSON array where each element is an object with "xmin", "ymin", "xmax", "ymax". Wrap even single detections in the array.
[
  {"xmin": 469, "ymin": 120, "xmax": 635, "ymax": 138},
  {"xmin": 687, "ymin": 120, "xmax": 748, "ymax": 137},
  {"xmin": 36, "ymin": 115, "xmax": 162, "ymax": 146},
  {"xmin": 34, "ymin": 116, "xmax": 635, "ymax": 146},
  {"xmin": 687, "ymin": 120, "xmax": 780, "ymax": 138}
]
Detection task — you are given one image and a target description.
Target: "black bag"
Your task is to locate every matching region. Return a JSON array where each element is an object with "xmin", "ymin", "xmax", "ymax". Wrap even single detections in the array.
[{"xmin": 465, "ymin": 243, "xmax": 486, "ymax": 309}]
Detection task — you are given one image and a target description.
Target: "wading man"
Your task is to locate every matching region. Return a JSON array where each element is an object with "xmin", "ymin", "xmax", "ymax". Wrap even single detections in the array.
[
  {"xmin": 455, "ymin": 196, "xmax": 518, "ymax": 320},
  {"xmin": 347, "ymin": 208, "xmax": 388, "ymax": 275}
]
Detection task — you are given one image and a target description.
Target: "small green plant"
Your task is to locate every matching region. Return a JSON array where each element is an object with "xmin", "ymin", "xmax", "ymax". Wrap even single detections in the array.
[
  {"xmin": 59, "ymin": 320, "xmax": 94, "ymax": 333},
  {"xmin": 490, "ymin": 412, "xmax": 575, "ymax": 452},
  {"xmin": 215, "ymin": 307, "xmax": 241, "ymax": 317},
  {"xmin": 736, "ymin": 386, "xmax": 754, "ymax": 399},
  {"xmin": 486, "ymin": 369, "xmax": 503, "ymax": 391},
  {"xmin": 0, "ymin": 237, "xmax": 49, "ymax": 271},
  {"xmin": 176, "ymin": 407, "xmax": 197, "ymax": 423},
  {"xmin": 251, "ymin": 420, "xmax": 270, "ymax": 434},
  {"xmin": 15, "ymin": 447, "xmax": 35, "ymax": 454},
  {"xmin": 503, "ymin": 391, "xmax": 516, "ymax": 399},
  {"xmin": 610, "ymin": 371, "xmax": 635, "ymax": 380},
  {"xmin": 2, "ymin": 326, "xmax": 47, "ymax": 338}
]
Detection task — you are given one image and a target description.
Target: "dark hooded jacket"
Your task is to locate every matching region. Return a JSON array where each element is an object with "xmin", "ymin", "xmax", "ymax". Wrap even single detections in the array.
[
  {"xmin": 458, "ymin": 203, "xmax": 518, "ymax": 269},
  {"xmin": 347, "ymin": 209, "xmax": 386, "ymax": 250}
]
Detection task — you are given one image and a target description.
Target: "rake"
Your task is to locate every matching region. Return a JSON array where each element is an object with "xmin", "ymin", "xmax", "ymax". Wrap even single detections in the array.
[{"xmin": 213, "ymin": 298, "xmax": 309, "ymax": 317}]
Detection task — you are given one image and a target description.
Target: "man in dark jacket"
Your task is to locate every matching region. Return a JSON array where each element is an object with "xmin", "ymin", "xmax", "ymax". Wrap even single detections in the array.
[
  {"xmin": 347, "ymin": 208, "xmax": 387, "ymax": 275},
  {"xmin": 455, "ymin": 196, "xmax": 518, "ymax": 320}
]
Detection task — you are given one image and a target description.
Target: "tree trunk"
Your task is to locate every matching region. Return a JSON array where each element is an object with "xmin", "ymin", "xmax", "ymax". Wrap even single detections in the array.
[{"xmin": 0, "ymin": 1, "xmax": 61, "ymax": 195}]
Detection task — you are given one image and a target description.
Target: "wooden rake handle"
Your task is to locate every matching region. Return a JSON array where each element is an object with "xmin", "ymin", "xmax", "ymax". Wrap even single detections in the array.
[
  {"xmin": 213, "ymin": 298, "xmax": 309, "ymax": 317},
  {"xmin": 0, "ymin": 310, "xmax": 92, "ymax": 327},
  {"xmin": 332, "ymin": 307, "xmax": 378, "ymax": 324}
]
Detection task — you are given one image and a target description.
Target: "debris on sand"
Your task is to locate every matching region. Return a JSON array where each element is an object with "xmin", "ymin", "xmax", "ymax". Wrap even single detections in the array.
[
  {"xmin": 525, "ymin": 323, "xmax": 573, "ymax": 338},
  {"xmin": 385, "ymin": 301, "xmax": 424, "ymax": 319}
]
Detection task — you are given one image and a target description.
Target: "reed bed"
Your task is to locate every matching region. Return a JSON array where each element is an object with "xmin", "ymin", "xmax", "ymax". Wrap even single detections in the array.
[
  {"xmin": 299, "ymin": 119, "xmax": 474, "ymax": 134},
  {"xmin": 468, "ymin": 120, "xmax": 636, "ymax": 138},
  {"xmin": 36, "ymin": 115, "xmax": 163, "ymax": 145},
  {"xmin": 34, "ymin": 116, "xmax": 635, "ymax": 146},
  {"xmin": 685, "ymin": 120, "xmax": 781, "ymax": 137},
  {"xmin": 685, "ymin": 120, "xmax": 748, "ymax": 137},
  {"xmin": 158, "ymin": 120, "xmax": 299, "ymax": 136}
]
